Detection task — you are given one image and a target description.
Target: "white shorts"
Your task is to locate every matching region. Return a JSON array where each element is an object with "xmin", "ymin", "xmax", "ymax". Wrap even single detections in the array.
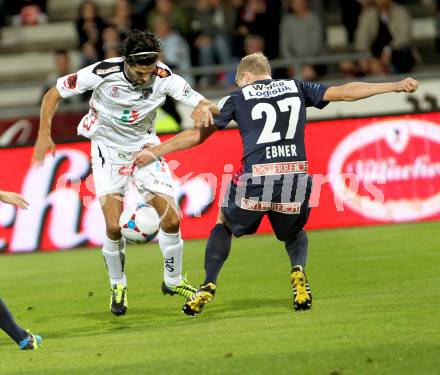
[{"xmin": 91, "ymin": 140, "xmax": 175, "ymax": 198}]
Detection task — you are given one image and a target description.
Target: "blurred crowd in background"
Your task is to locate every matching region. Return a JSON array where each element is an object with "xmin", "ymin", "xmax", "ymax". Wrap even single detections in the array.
[{"xmin": 1, "ymin": 0, "xmax": 440, "ymax": 87}]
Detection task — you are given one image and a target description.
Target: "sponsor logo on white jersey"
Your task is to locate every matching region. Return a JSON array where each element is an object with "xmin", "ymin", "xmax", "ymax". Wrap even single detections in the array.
[
  {"xmin": 140, "ymin": 88, "xmax": 153, "ymax": 100},
  {"xmin": 183, "ymin": 83, "xmax": 193, "ymax": 98},
  {"xmin": 96, "ymin": 66, "xmax": 121, "ymax": 75},
  {"xmin": 110, "ymin": 86, "xmax": 119, "ymax": 98}
]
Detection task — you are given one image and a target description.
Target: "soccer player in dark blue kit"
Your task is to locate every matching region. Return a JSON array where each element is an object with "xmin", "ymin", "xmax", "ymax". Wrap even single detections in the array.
[
  {"xmin": 135, "ymin": 52, "xmax": 418, "ymax": 316},
  {"xmin": 0, "ymin": 189, "xmax": 41, "ymax": 349}
]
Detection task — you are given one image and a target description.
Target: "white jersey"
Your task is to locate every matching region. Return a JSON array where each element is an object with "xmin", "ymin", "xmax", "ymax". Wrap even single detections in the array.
[{"xmin": 56, "ymin": 57, "xmax": 204, "ymax": 151}]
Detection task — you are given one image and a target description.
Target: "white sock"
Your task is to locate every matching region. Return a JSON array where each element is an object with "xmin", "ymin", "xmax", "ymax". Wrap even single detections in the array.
[
  {"xmin": 158, "ymin": 230, "xmax": 183, "ymax": 287},
  {"xmin": 102, "ymin": 235, "xmax": 127, "ymax": 286}
]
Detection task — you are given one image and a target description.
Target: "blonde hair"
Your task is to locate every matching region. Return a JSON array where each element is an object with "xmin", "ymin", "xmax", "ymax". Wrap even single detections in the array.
[{"xmin": 236, "ymin": 52, "xmax": 271, "ymax": 78}]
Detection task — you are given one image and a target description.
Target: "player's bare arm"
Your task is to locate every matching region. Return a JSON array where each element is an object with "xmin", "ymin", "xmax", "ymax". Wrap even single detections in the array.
[
  {"xmin": 0, "ymin": 190, "xmax": 29, "ymax": 209},
  {"xmin": 323, "ymin": 77, "xmax": 419, "ymax": 102},
  {"xmin": 192, "ymin": 98, "xmax": 220, "ymax": 129},
  {"xmin": 134, "ymin": 125, "xmax": 217, "ymax": 166},
  {"xmin": 32, "ymin": 86, "xmax": 63, "ymax": 166}
]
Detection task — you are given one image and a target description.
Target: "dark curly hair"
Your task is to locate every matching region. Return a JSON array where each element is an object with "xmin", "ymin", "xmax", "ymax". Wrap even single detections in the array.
[{"xmin": 119, "ymin": 30, "xmax": 161, "ymax": 66}]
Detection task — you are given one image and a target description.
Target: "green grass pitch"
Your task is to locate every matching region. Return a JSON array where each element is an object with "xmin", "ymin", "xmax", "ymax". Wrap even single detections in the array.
[{"xmin": 0, "ymin": 221, "xmax": 439, "ymax": 374}]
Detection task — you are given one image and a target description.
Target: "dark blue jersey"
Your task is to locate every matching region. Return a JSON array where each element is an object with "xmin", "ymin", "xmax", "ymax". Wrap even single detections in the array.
[{"xmin": 214, "ymin": 79, "xmax": 328, "ymax": 182}]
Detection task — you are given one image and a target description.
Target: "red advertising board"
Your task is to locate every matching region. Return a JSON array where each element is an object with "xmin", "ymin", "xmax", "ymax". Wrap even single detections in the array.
[
  {"xmin": 306, "ymin": 113, "xmax": 440, "ymax": 228},
  {"xmin": 0, "ymin": 112, "xmax": 83, "ymax": 146},
  {"xmin": 0, "ymin": 112, "xmax": 439, "ymax": 252}
]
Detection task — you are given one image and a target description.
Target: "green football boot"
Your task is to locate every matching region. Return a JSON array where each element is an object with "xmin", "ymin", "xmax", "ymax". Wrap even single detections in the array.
[
  {"xmin": 110, "ymin": 284, "xmax": 128, "ymax": 316},
  {"xmin": 19, "ymin": 331, "xmax": 42, "ymax": 350},
  {"xmin": 162, "ymin": 276, "xmax": 197, "ymax": 300}
]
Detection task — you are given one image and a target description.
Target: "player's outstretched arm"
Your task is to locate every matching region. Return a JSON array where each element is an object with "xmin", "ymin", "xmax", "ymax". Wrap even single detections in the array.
[
  {"xmin": 32, "ymin": 87, "xmax": 63, "ymax": 166},
  {"xmin": 323, "ymin": 77, "xmax": 418, "ymax": 102},
  {"xmin": 0, "ymin": 190, "xmax": 29, "ymax": 209},
  {"xmin": 134, "ymin": 125, "xmax": 217, "ymax": 167}
]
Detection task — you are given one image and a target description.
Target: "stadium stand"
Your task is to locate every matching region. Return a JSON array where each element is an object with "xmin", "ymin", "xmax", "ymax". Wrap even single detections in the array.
[{"xmin": 0, "ymin": 0, "xmax": 439, "ymax": 115}]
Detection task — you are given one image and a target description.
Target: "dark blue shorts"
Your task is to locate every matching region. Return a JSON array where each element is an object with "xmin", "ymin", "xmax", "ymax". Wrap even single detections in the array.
[{"xmin": 221, "ymin": 174, "xmax": 312, "ymax": 241}]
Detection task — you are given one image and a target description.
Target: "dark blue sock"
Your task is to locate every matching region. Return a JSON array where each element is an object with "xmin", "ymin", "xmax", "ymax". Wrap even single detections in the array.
[
  {"xmin": 285, "ymin": 230, "xmax": 308, "ymax": 268},
  {"xmin": 203, "ymin": 224, "xmax": 232, "ymax": 285},
  {"xmin": 0, "ymin": 297, "xmax": 28, "ymax": 344}
]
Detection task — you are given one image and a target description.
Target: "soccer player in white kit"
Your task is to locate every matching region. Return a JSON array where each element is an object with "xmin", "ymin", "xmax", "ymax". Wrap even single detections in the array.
[{"xmin": 32, "ymin": 30, "xmax": 217, "ymax": 316}]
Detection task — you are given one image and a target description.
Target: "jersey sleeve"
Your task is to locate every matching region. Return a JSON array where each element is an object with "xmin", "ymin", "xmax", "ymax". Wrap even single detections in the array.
[
  {"xmin": 297, "ymin": 80, "xmax": 329, "ymax": 109},
  {"xmin": 56, "ymin": 63, "xmax": 102, "ymax": 98},
  {"xmin": 214, "ymin": 94, "xmax": 235, "ymax": 129},
  {"xmin": 160, "ymin": 73, "xmax": 204, "ymax": 107}
]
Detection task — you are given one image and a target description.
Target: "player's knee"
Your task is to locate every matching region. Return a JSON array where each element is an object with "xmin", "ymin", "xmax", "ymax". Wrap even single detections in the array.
[
  {"xmin": 106, "ymin": 222, "xmax": 121, "ymax": 240},
  {"xmin": 160, "ymin": 214, "xmax": 181, "ymax": 233}
]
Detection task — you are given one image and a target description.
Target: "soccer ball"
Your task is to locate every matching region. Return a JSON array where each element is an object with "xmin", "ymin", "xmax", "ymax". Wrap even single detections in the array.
[{"xmin": 119, "ymin": 203, "xmax": 160, "ymax": 244}]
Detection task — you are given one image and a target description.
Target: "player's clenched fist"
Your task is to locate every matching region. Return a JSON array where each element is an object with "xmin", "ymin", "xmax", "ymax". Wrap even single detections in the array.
[
  {"xmin": 395, "ymin": 77, "xmax": 418, "ymax": 93},
  {"xmin": 192, "ymin": 99, "xmax": 218, "ymax": 129},
  {"xmin": 192, "ymin": 105, "xmax": 214, "ymax": 129},
  {"xmin": 32, "ymin": 134, "xmax": 56, "ymax": 166},
  {"xmin": 134, "ymin": 148, "xmax": 157, "ymax": 167}
]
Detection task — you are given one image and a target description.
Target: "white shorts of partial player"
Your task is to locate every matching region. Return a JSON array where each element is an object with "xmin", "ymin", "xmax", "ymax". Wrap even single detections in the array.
[{"xmin": 91, "ymin": 140, "xmax": 175, "ymax": 199}]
